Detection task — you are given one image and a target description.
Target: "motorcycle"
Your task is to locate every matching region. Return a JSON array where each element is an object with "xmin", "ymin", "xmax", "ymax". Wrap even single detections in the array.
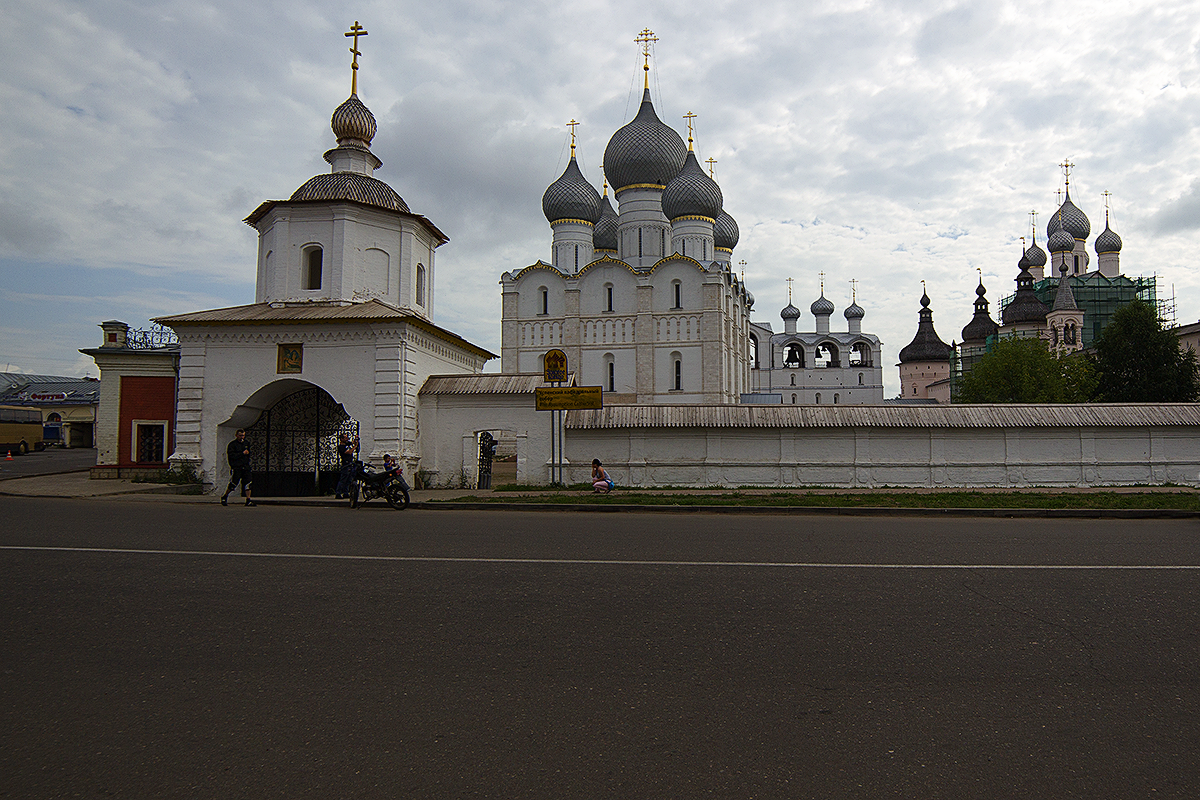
[{"xmin": 348, "ymin": 460, "xmax": 411, "ymax": 510}]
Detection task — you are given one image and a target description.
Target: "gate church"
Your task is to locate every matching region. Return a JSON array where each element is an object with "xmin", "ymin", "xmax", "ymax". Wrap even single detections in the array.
[{"xmin": 158, "ymin": 24, "xmax": 493, "ymax": 493}]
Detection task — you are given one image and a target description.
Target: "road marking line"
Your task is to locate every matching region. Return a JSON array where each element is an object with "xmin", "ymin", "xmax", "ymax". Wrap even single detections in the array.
[{"xmin": 2, "ymin": 545, "xmax": 1199, "ymax": 569}]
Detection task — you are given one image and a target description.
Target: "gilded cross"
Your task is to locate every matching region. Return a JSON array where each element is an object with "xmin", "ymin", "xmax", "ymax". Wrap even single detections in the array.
[
  {"xmin": 567, "ymin": 119, "xmax": 578, "ymax": 157},
  {"xmin": 635, "ymin": 28, "xmax": 658, "ymax": 87},
  {"xmin": 819, "ymin": 271, "xmax": 825, "ymax": 294},
  {"xmin": 738, "ymin": 259, "xmax": 747, "ymax": 282},
  {"xmin": 1029, "ymin": 209, "xmax": 1038, "ymax": 236},
  {"xmin": 849, "ymin": 278, "xmax": 858, "ymax": 302},
  {"xmin": 705, "ymin": 157, "xmax": 717, "ymax": 178},
  {"xmin": 345, "ymin": 21, "xmax": 368, "ymax": 95},
  {"xmin": 785, "ymin": 277, "xmax": 794, "ymax": 302},
  {"xmin": 1059, "ymin": 158, "xmax": 1075, "ymax": 188},
  {"xmin": 683, "ymin": 111, "xmax": 697, "ymax": 148}
]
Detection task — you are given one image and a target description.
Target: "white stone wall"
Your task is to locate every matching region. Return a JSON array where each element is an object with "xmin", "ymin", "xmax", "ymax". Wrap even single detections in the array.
[
  {"xmin": 416, "ymin": 393, "xmax": 550, "ymax": 487},
  {"xmin": 563, "ymin": 424, "xmax": 1200, "ymax": 488}
]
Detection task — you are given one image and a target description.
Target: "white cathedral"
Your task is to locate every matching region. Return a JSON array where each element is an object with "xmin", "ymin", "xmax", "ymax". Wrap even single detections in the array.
[{"xmin": 500, "ymin": 48, "xmax": 753, "ymax": 404}]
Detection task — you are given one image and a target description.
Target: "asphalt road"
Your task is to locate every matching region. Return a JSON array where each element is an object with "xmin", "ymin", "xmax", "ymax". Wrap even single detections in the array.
[
  {"xmin": 0, "ymin": 446, "xmax": 95, "ymax": 480},
  {"xmin": 3, "ymin": 497, "xmax": 1200, "ymax": 798}
]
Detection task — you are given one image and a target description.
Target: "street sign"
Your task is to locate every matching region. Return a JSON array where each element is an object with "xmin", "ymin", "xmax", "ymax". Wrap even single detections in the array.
[
  {"xmin": 535, "ymin": 386, "xmax": 603, "ymax": 411},
  {"xmin": 543, "ymin": 349, "xmax": 568, "ymax": 383}
]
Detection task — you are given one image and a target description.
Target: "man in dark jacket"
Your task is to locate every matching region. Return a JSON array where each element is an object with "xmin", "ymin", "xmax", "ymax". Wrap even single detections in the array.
[
  {"xmin": 221, "ymin": 429, "xmax": 255, "ymax": 506},
  {"xmin": 335, "ymin": 433, "xmax": 358, "ymax": 499}
]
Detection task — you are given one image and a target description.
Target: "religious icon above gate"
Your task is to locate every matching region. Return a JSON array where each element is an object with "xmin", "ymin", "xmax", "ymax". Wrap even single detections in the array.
[{"xmin": 277, "ymin": 343, "xmax": 303, "ymax": 374}]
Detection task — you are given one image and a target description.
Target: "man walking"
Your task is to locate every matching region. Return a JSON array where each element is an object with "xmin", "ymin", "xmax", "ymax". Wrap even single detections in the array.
[
  {"xmin": 335, "ymin": 433, "xmax": 358, "ymax": 499},
  {"xmin": 221, "ymin": 429, "xmax": 255, "ymax": 507}
]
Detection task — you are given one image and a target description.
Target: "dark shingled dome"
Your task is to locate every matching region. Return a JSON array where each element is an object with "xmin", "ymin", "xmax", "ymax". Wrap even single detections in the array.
[
  {"xmin": 714, "ymin": 210, "xmax": 739, "ymax": 250},
  {"xmin": 662, "ymin": 150, "xmax": 723, "ymax": 220},
  {"xmin": 331, "ymin": 94, "xmax": 377, "ymax": 145},
  {"xmin": 961, "ymin": 281, "xmax": 999, "ymax": 343},
  {"xmin": 844, "ymin": 301, "xmax": 865, "ymax": 320},
  {"xmin": 1048, "ymin": 228, "xmax": 1076, "ymax": 253},
  {"xmin": 1024, "ymin": 235, "xmax": 1047, "ymax": 267},
  {"xmin": 290, "ymin": 172, "xmax": 409, "ymax": 214},
  {"xmin": 1095, "ymin": 222, "xmax": 1123, "ymax": 254},
  {"xmin": 603, "ymin": 89, "xmax": 687, "ymax": 192},
  {"xmin": 593, "ymin": 193, "xmax": 618, "ymax": 251},
  {"xmin": 1001, "ymin": 268, "xmax": 1050, "ymax": 325},
  {"xmin": 1046, "ymin": 191, "xmax": 1091, "ymax": 240},
  {"xmin": 542, "ymin": 156, "xmax": 602, "ymax": 224},
  {"xmin": 780, "ymin": 303, "xmax": 801, "ymax": 320},
  {"xmin": 810, "ymin": 293, "xmax": 835, "ymax": 316},
  {"xmin": 898, "ymin": 293, "xmax": 953, "ymax": 363}
]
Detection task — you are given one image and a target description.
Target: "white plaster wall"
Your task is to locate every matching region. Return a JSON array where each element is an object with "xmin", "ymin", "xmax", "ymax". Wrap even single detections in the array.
[
  {"xmin": 563, "ymin": 425, "xmax": 1200, "ymax": 488},
  {"xmin": 417, "ymin": 393, "xmax": 549, "ymax": 487}
]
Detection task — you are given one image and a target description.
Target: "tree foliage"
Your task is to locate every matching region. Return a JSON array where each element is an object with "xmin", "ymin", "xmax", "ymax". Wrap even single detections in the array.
[
  {"xmin": 1090, "ymin": 300, "xmax": 1199, "ymax": 402},
  {"xmin": 956, "ymin": 337, "xmax": 1095, "ymax": 403}
]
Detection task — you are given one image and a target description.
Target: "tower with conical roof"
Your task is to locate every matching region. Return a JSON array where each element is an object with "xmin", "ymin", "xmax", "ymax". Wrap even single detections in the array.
[
  {"xmin": 898, "ymin": 286, "xmax": 953, "ymax": 401},
  {"xmin": 542, "ymin": 121, "xmax": 602, "ymax": 273},
  {"xmin": 959, "ymin": 272, "xmax": 999, "ymax": 375},
  {"xmin": 1046, "ymin": 262, "xmax": 1084, "ymax": 354}
]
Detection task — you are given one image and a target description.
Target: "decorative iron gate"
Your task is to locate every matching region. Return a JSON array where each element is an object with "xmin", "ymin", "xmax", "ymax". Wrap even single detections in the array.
[
  {"xmin": 244, "ymin": 387, "xmax": 358, "ymax": 496},
  {"xmin": 477, "ymin": 431, "xmax": 496, "ymax": 489}
]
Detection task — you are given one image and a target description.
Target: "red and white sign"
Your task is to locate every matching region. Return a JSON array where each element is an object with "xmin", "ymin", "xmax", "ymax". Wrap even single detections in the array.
[{"xmin": 28, "ymin": 392, "xmax": 68, "ymax": 402}]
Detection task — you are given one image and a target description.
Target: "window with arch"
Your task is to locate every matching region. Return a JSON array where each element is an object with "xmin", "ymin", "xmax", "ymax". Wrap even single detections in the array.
[
  {"xmin": 1073, "ymin": 254, "xmax": 1079, "ymax": 272},
  {"xmin": 574, "ymin": 245, "xmax": 579, "ymax": 271},
  {"xmin": 416, "ymin": 263, "xmax": 426, "ymax": 306},
  {"xmin": 603, "ymin": 353, "xmax": 615, "ymax": 392},
  {"xmin": 790, "ymin": 374, "xmax": 796, "ymax": 386},
  {"xmin": 815, "ymin": 393, "xmax": 821, "ymax": 404},
  {"xmin": 834, "ymin": 393, "xmax": 839, "ymax": 404},
  {"xmin": 673, "ymin": 281, "xmax": 682, "ymax": 309},
  {"xmin": 660, "ymin": 228, "xmax": 665, "ymax": 255},
  {"xmin": 1051, "ymin": 325, "xmax": 1059, "ymax": 347},
  {"xmin": 1066, "ymin": 323, "xmax": 1076, "ymax": 344},
  {"xmin": 540, "ymin": 287, "xmax": 548, "ymax": 315},
  {"xmin": 638, "ymin": 228, "xmax": 643, "ymax": 258},
  {"xmin": 814, "ymin": 343, "xmax": 839, "ymax": 368},
  {"xmin": 671, "ymin": 351, "xmax": 682, "ymax": 391},
  {"xmin": 791, "ymin": 393, "xmax": 797, "ymax": 404},
  {"xmin": 858, "ymin": 373, "xmax": 864, "ymax": 385},
  {"xmin": 605, "ymin": 284, "xmax": 613, "ymax": 312},
  {"xmin": 912, "ymin": 384, "xmax": 917, "ymax": 396},
  {"xmin": 748, "ymin": 333, "xmax": 758, "ymax": 368},
  {"xmin": 783, "ymin": 344, "xmax": 803, "ymax": 368},
  {"xmin": 302, "ymin": 245, "xmax": 323, "ymax": 290},
  {"xmin": 849, "ymin": 342, "xmax": 871, "ymax": 366}
]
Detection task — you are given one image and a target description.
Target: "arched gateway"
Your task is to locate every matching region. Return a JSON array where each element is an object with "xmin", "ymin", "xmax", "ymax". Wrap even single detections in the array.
[{"xmin": 222, "ymin": 380, "xmax": 356, "ymax": 497}]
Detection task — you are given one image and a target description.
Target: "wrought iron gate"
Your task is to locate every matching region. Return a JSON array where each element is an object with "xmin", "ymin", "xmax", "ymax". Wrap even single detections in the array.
[{"xmin": 244, "ymin": 387, "xmax": 358, "ymax": 496}]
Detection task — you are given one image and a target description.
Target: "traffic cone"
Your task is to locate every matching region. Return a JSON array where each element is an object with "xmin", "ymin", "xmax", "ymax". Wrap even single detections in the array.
[{"xmin": 5, "ymin": 451, "xmax": 11, "ymax": 461}]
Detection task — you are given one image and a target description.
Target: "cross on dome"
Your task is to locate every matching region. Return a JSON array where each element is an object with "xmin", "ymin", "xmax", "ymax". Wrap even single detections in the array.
[
  {"xmin": 1059, "ymin": 158, "xmax": 1075, "ymax": 189},
  {"xmin": 786, "ymin": 276, "xmax": 794, "ymax": 302},
  {"xmin": 636, "ymin": 28, "xmax": 659, "ymax": 89},
  {"xmin": 705, "ymin": 157, "xmax": 717, "ymax": 178},
  {"xmin": 345, "ymin": 21, "xmax": 368, "ymax": 95},
  {"xmin": 567, "ymin": 119, "xmax": 579, "ymax": 157}
]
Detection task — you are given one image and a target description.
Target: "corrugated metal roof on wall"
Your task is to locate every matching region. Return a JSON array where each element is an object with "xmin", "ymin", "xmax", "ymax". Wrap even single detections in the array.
[
  {"xmin": 566, "ymin": 404, "xmax": 1200, "ymax": 429},
  {"xmin": 420, "ymin": 373, "xmax": 576, "ymax": 395}
]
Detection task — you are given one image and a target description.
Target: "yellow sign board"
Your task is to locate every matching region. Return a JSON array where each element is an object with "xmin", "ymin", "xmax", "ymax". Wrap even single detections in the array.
[
  {"xmin": 535, "ymin": 386, "xmax": 603, "ymax": 411},
  {"xmin": 544, "ymin": 349, "xmax": 568, "ymax": 383}
]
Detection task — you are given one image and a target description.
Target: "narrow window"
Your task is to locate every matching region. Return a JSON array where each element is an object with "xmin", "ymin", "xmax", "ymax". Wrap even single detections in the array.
[
  {"xmin": 638, "ymin": 228, "xmax": 643, "ymax": 258},
  {"xmin": 703, "ymin": 240, "xmax": 707, "ymax": 261},
  {"xmin": 304, "ymin": 247, "xmax": 323, "ymax": 290},
  {"xmin": 674, "ymin": 282, "xmax": 682, "ymax": 309},
  {"xmin": 416, "ymin": 264, "xmax": 426, "ymax": 306},
  {"xmin": 791, "ymin": 394, "xmax": 797, "ymax": 404},
  {"xmin": 681, "ymin": 240, "xmax": 686, "ymax": 257},
  {"xmin": 541, "ymin": 288, "xmax": 548, "ymax": 315},
  {"xmin": 1074, "ymin": 254, "xmax": 1079, "ymax": 272},
  {"xmin": 606, "ymin": 286, "xmax": 613, "ymax": 312},
  {"xmin": 912, "ymin": 384, "xmax": 917, "ymax": 396},
  {"xmin": 834, "ymin": 393, "xmax": 839, "ymax": 404},
  {"xmin": 815, "ymin": 393, "xmax": 821, "ymax": 404},
  {"xmin": 608, "ymin": 362, "xmax": 615, "ymax": 392},
  {"xmin": 574, "ymin": 245, "xmax": 579, "ymax": 271},
  {"xmin": 660, "ymin": 228, "xmax": 665, "ymax": 255},
  {"xmin": 858, "ymin": 373, "xmax": 864, "ymax": 385},
  {"xmin": 674, "ymin": 359, "xmax": 682, "ymax": 391},
  {"xmin": 790, "ymin": 374, "xmax": 796, "ymax": 386}
]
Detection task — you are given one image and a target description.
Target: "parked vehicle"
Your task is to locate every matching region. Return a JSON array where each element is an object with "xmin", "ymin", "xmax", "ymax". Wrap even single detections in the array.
[
  {"xmin": 349, "ymin": 460, "xmax": 410, "ymax": 510},
  {"xmin": 0, "ymin": 406, "xmax": 44, "ymax": 455}
]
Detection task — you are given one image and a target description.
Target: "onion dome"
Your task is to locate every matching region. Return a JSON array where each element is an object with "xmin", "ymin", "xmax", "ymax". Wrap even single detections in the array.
[
  {"xmin": 1001, "ymin": 268, "xmax": 1049, "ymax": 325},
  {"xmin": 1024, "ymin": 234, "xmax": 1047, "ymax": 267},
  {"xmin": 290, "ymin": 172, "xmax": 409, "ymax": 214},
  {"xmin": 331, "ymin": 94, "xmax": 377, "ymax": 145},
  {"xmin": 662, "ymin": 150, "xmax": 723, "ymax": 220},
  {"xmin": 602, "ymin": 89, "xmax": 687, "ymax": 192},
  {"xmin": 1048, "ymin": 228, "xmax": 1075, "ymax": 253},
  {"xmin": 593, "ymin": 192, "xmax": 618, "ymax": 251},
  {"xmin": 714, "ymin": 210, "xmax": 740, "ymax": 250},
  {"xmin": 1046, "ymin": 190, "xmax": 1091, "ymax": 240},
  {"xmin": 542, "ymin": 156, "xmax": 602, "ymax": 224},
  {"xmin": 1095, "ymin": 221, "xmax": 1122, "ymax": 254},
  {"xmin": 961, "ymin": 280, "xmax": 998, "ymax": 343},
  {"xmin": 746, "ymin": 291, "xmax": 755, "ymax": 309},
  {"xmin": 780, "ymin": 303, "xmax": 801, "ymax": 321},
  {"xmin": 810, "ymin": 293, "xmax": 835, "ymax": 316},
  {"xmin": 898, "ymin": 292, "xmax": 953, "ymax": 363},
  {"xmin": 1017, "ymin": 250, "xmax": 1032, "ymax": 270},
  {"xmin": 844, "ymin": 301, "xmax": 865, "ymax": 320}
]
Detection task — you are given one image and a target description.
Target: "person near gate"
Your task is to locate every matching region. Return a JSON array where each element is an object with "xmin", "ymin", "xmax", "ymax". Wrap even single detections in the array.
[
  {"xmin": 335, "ymin": 433, "xmax": 359, "ymax": 499},
  {"xmin": 221, "ymin": 429, "xmax": 255, "ymax": 506}
]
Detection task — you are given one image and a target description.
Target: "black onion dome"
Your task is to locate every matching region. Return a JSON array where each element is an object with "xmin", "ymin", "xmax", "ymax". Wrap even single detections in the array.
[
  {"xmin": 714, "ymin": 211, "xmax": 740, "ymax": 250},
  {"xmin": 1048, "ymin": 228, "xmax": 1076, "ymax": 253},
  {"xmin": 662, "ymin": 149, "xmax": 723, "ymax": 220},
  {"xmin": 290, "ymin": 172, "xmax": 409, "ymax": 214},
  {"xmin": 844, "ymin": 301, "xmax": 865, "ymax": 320},
  {"xmin": 899, "ymin": 292, "xmax": 953, "ymax": 363},
  {"xmin": 542, "ymin": 156, "xmax": 602, "ymax": 224},
  {"xmin": 780, "ymin": 303, "xmax": 801, "ymax": 320},
  {"xmin": 1095, "ymin": 222, "xmax": 1122, "ymax": 254},
  {"xmin": 603, "ymin": 89, "xmax": 687, "ymax": 191},
  {"xmin": 961, "ymin": 281, "xmax": 998, "ymax": 343},
  {"xmin": 1046, "ymin": 191, "xmax": 1091, "ymax": 240},
  {"xmin": 331, "ymin": 94, "xmax": 377, "ymax": 145},
  {"xmin": 593, "ymin": 193, "xmax": 618, "ymax": 251},
  {"xmin": 1024, "ymin": 235, "xmax": 1047, "ymax": 267},
  {"xmin": 1001, "ymin": 269, "xmax": 1049, "ymax": 325},
  {"xmin": 810, "ymin": 293, "xmax": 835, "ymax": 316}
]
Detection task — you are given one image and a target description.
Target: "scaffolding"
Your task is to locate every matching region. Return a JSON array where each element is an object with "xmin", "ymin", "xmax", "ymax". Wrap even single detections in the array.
[{"xmin": 998, "ymin": 273, "xmax": 1158, "ymax": 350}]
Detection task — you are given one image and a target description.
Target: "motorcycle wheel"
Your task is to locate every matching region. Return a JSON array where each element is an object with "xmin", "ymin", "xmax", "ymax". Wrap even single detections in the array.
[
  {"xmin": 349, "ymin": 480, "xmax": 360, "ymax": 509},
  {"xmin": 385, "ymin": 483, "xmax": 410, "ymax": 510}
]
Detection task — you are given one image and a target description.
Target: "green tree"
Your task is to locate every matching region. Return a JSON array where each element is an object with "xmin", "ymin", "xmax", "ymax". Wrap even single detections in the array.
[
  {"xmin": 956, "ymin": 336, "xmax": 1095, "ymax": 403},
  {"xmin": 1090, "ymin": 300, "xmax": 1199, "ymax": 402}
]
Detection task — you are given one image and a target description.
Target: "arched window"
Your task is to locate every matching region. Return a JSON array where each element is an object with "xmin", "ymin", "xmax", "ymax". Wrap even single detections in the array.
[
  {"xmin": 912, "ymin": 384, "xmax": 917, "ymax": 396},
  {"xmin": 815, "ymin": 343, "xmax": 839, "ymax": 368},
  {"xmin": 791, "ymin": 394, "xmax": 797, "ymax": 404},
  {"xmin": 1066, "ymin": 323, "xmax": 1076, "ymax": 344},
  {"xmin": 574, "ymin": 245, "xmax": 579, "ymax": 271},
  {"xmin": 673, "ymin": 281, "xmax": 682, "ymax": 309},
  {"xmin": 416, "ymin": 264, "xmax": 426, "ymax": 306},
  {"xmin": 608, "ymin": 362, "xmax": 615, "ymax": 392},
  {"xmin": 849, "ymin": 342, "xmax": 871, "ymax": 366},
  {"xmin": 1051, "ymin": 325, "xmax": 1059, "ymax": 347},
  {"xmin": 1073, "ymin": 254, "xmax": 1079, "ymax": 272},
  {"xmin": 674, "ymin": 359, "xmax": 682, "ymax": 390},
  {"xmin": 605, "ymin": 284, "xmax": 613, "ymax": 312},
  {"xmin": 858, "ymin": 373, "xmax": 864, "ymax": 385},
  {"xmin": 790, "ymin": 374, "xmax": 796, "ymax": 386},
  {"xmin": 815, "ymin": 393, "xmax": 821, "ymax": 404},
  {"xmin": 303, "ymin": 245, "xmax": 323, "ymax": 290},
  {"xmin": 540, "ymin": 288, "xmax": 548, "ymax": 315},
  {"xmin": 834, "ymin": 393, "xmax": 839, "ymax": 404},
  {"xmin": 638, "ymin": 228, "xmax": 643, "ymax": 258},
  {"xmin": 783, "ymin": 344, "xmax": 803, "ymax": 368}
]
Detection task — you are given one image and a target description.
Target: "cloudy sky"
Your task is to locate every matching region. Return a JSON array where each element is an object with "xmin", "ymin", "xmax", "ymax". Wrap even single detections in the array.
[{"xmin": 3, "ymin": 0, "xmax": 1198, "ymax": 397}]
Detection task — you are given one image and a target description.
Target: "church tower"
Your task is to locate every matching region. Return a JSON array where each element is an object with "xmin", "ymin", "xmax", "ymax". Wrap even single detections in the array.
[{"xmin": 898, "ymin": 287, "xmax": 953, "ymax": 402}]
